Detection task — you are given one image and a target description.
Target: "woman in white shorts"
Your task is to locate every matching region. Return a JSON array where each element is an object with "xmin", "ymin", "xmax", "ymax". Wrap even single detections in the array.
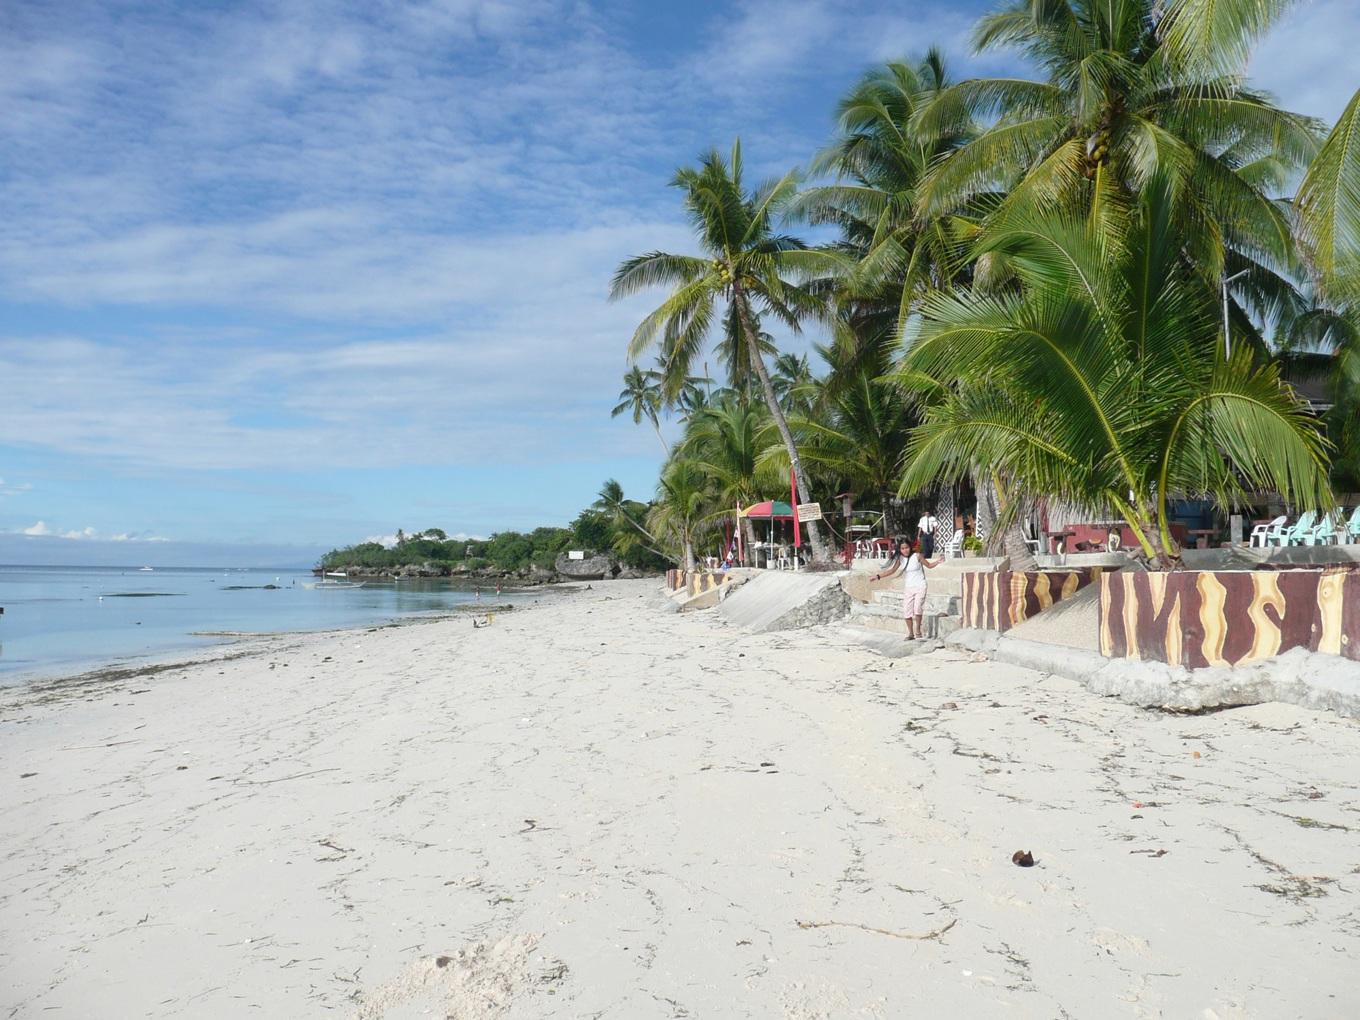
[{"xmin": 872, "ymin": 537, "xmax": 942, "ymax": 640}]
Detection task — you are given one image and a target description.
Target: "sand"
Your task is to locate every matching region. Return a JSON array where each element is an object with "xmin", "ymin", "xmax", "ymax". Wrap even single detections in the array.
[{"xmin": 3, "ymin": 579, "xmax": 1359, "ymax": 1018}]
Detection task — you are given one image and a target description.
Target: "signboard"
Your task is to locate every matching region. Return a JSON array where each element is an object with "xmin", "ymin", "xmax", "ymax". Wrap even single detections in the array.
[
  {"xmin": 796, "ymin": 502, "xmax": 823, "ymax": 523},
  {"xmin": 568, "ymin": 550, "xmax": 585, "ymax": 560}
]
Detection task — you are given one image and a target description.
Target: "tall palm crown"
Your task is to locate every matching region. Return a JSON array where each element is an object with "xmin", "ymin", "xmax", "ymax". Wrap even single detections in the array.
[
  {"xmin": 678, "ymin": 396, "xmax": 778, "ymax": 513},
  {"xmin": 797, "ymin": 50, "xmax": 975, "ymax": 359},
  {"xmin": 774, "ymin": 356, "xmax": 920, "ymax": 536},
  {"xmin": 610, "ymin": 366, "xmax": 661, "ymax": 427},
  {"xmin": 647, "ymin": 460, "xmax": 711, "ymax": 571},
  {"xmin": 611, "ymin": 141, "xmax": 847, "ymax": 560},
  {"xmin": 916, "ymin": 0, "xmax": 1322, "ymax": 336},
  {"xmin": 770, "ymin": 353, "xmax": 816, "ymax": 414}
]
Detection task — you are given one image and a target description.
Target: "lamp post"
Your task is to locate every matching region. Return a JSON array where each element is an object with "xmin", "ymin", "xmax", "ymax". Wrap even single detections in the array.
[{"xmin": 1222, "ymin": 269, "xmax": 1250, "ymax": 358}]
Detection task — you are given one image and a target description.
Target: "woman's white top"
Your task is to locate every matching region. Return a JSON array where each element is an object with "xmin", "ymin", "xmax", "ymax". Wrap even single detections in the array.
[{"xmin": 902, "ymin": 553, "xmax": 927, "ymax": 590}]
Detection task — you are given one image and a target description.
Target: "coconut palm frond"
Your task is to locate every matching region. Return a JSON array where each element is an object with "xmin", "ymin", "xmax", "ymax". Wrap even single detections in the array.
[
  {"xmin": 1297, "ymin": 88, "xmax": 1360, "ymax": 301},
  {"xmin": 1157, "ymin": 0, "xmax": 1299, "ymax": 78}
]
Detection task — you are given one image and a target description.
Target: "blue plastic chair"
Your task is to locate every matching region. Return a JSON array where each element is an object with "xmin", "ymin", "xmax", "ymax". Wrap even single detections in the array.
[
  {"xmin": 1345, "ymin": 507, "xmax": 1360, "ymax": 544},
  {"xmin": 1304, "ymin": 512, "xmax": 1339, "ymax": 546},
  {"xmin": 1277, "ymin": 510, "xmax": 1316, "ymax": 547}
]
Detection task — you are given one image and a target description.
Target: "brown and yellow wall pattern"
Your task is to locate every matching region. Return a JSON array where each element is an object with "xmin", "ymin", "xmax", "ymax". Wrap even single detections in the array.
[
  {"xmin": 665, "ymin": 570, "xmax": 731, "ymax": 597},
  {"xmin": 962, "ymin": 570, "xmax": 1100, "ymax": 632},
  {"xmin": 1099, "ymin": 569, "xmax": 1360, "ymax": 667}
]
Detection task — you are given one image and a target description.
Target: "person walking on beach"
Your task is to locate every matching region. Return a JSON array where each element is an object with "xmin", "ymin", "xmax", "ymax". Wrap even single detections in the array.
[
  {"xmin": 872, "ymin": 537, "xmax": 942, "ymax": 640},
  {"xmin": 917, "ymin": 510, "xmax": 939, "ymax": 558}
]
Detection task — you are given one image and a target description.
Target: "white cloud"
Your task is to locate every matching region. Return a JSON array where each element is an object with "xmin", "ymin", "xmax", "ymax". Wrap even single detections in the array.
[
  {"xmin": 1251, "ymin": 0, "xmax": 1360, "ymax": 122},
  {"xmin": 14, "ymin": 520, "xmax": 164, "ymax": 541}
]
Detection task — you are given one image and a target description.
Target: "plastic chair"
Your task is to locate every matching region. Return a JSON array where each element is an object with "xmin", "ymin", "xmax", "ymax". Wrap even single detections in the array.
[
  {"xmin": 942, "ymin": 528, "xmax": 965, "ymax": 558},
  {"xmin": 1338, "ymin": 507, "xmax": 1360, "ymax": 544},
  {"xmin": 1304, "ymin": 512, "xmax": 1340, "ymax": 546},
  {"xmin": 1249, "ymin": 515, "xmax": 1287, "ymax": 548},
  {"xmin": 1342, "ymin": 506, "xmax": 1360, "ymax": 544},
  {"xmin": 1276, "ymin": 510, "xmax": 1316, "ymax": 547}
]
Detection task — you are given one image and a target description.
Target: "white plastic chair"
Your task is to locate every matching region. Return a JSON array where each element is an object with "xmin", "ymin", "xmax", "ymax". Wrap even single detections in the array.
[
  {"xmin": 942, "ymin": 528, "xmax": 965, "ymax": 558},
  {"xmin": 1249, "ymin": 515, "xmax": 1287, "ymax": 548}
]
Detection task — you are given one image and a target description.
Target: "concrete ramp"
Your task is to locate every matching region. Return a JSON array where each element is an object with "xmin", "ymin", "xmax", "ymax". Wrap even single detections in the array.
[{"xmin": 716, "ymin": 570, "xmax": 851, "ymax": 632}]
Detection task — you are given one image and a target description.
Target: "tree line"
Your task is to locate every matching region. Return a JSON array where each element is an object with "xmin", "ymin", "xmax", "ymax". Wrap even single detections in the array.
[
  {"xmin": 318, "ymin": 485, "xmax": 670, "ymax": 575},
  {"xmin": 613, "ymin": 0, "xmax": 1360, "ymax": 572}
]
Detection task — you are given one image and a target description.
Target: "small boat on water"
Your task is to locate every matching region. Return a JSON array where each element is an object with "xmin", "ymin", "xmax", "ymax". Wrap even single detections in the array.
[
  {"xmin": 139, "ymin": 566, "xmax": 154, "ymax": 572},
  {"xmin": 305, "ymin": 571, "xmax": 366, "ymax": 590}
]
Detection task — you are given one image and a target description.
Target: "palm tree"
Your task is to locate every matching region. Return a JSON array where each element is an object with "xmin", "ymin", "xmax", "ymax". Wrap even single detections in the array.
[
  {"xmin": 715, "ymin": 305, "xmax": 779, "ymax": 396},
  {"xmin": 897, "ymin": 173, "xmax": 1332, "ymax": 569},
  {"xmin": 913, "ymin": 0, "xmax": 1322, "ymax": 348},
  {"xmin": 1297, "ymin": 88, "xmax": 1360, "ymax": 303},
  {"xmin": 770, "ymin": 352, "xmax": 816, "ymax": 415},
  {"xmin": 798, "ymin": 52, "xmax": 1023, "ymax": 557},
  {"xmin": 648, "ymin": 460, "xmax": 711, "ymax": 571},
  {"xmin": 611, "ymin": 365, "xmax": 666, "ymax": 452},
  {"xmin": 679, "ymin": 395, "xmax": 780, "ymax": 560},
  {"xmin": 592, "ymin": 479, "xmax": 666, "ymax": 559},
  {"xmin": 1295, "ymin": 86, "xmax": 1360, "ymax": 492},
  {"xmin": 611, "ymin": 142, "xmax": 847, "ymax": 561},
  {"xmin": 765, "ymin": 356, "xmax": 919, "ymax": 535},
  {"xmin": 797, "ymin": 50, "xmax": 975, "ymax": 354}
]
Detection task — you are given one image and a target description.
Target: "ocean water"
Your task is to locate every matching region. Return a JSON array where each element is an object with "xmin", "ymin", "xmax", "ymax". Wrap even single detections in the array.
[{"xmin": 0, "ymin": 565, "xmax": 509, "ymax": 682}]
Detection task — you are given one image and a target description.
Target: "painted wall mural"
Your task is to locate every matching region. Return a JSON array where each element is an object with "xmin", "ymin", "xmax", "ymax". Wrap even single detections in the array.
[
  {"xmin": 666, "ymin": 569, "xmax": 731, "ymax": 596},
  {"xmin": 962, "ymin": 569, "xmax": 1099, "ymax": 632},
  {"xmin": 1098, "ymin": 569, "xmax": 1360, "ymax": 667}
]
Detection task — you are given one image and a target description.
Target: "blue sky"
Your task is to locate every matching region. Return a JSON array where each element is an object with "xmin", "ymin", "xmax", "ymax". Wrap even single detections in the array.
[{"xmin": 2, "ymin": 0, "xmax": 1357, "ymax": 565}]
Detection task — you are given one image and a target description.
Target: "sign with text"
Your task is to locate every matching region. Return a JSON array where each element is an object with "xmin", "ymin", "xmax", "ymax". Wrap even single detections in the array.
[
  {"xmin": 796, "ymin": 502, "xmax": 823, "ymax": 523},
  {"xmin": 568, "ymin": 550, "xmax": 585, "ymax": 560}
]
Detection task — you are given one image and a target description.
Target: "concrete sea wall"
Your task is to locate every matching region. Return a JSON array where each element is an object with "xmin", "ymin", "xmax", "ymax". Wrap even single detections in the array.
[
  {"xmin": 961, "ymin": 569, "xmax": 1100, "ymax": 632},
  {"xmin": 1099, "ymin": 568, "xmax": 1360, "ymax": 667}
]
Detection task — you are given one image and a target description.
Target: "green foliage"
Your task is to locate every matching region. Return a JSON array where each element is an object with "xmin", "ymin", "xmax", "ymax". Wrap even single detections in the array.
[
  {"xmin": 897, "ymin": 176, "xmax": 1332, "ymax": 567},
  {"xmin": 569, "ymin": 510, "xmax": 613, "ymax": 552},
  {"xmin": 1297, "ymin": 88, "xmax": 1360, "ymax": 302},
  {"xmin": 319, "ymin": 483, "xmax": 670, "ymax": 573},
  {"xmin": 484, "ymin": 532, "xmax": 535, "ymax": 572}
]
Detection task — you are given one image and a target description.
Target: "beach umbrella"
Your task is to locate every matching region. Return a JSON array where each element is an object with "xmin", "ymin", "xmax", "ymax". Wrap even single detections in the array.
[{"xmin": 739, "ymin": 500, "xmax": 794, "ymax": 519}]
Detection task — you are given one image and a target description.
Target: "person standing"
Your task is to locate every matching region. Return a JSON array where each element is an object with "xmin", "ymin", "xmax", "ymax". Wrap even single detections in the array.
[
  {"xmin": 873, "ymin": 537, "xmax": 942, "ymax": 640},
  {"xmin": 917, "ymin": 509, "xmax": 940, "ymax": 558}
]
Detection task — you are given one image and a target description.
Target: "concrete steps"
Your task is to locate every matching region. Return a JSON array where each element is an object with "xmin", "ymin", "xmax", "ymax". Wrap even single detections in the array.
[{"xmin": 847, "ymin": 590, "xmax": 961, "ymax": 641}]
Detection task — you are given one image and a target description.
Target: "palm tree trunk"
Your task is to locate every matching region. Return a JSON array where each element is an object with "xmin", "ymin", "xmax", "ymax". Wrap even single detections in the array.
[
  {"xmin": 651, "ymin": 418, "xmax": 668, "ymax": 455},
  {"xmin": 683, "ymin": 534, "xmax": 696, "ymax": 572},
  {"xmin": 731, "ymin": 287, "xmax": 831, "ymax": 563},
  {"xmin": 981, "ymin": 472, "xmax": 1037, "ymax": 571},
  {"xmin": 741, "ymin": 516, "xmax": 757, "ymax": 567}
]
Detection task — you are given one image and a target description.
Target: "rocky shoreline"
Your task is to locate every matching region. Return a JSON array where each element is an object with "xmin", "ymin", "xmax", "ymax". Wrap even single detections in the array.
[{"xmin": 323, "ymin": 549, "xmax": 662, "ymax": 586}]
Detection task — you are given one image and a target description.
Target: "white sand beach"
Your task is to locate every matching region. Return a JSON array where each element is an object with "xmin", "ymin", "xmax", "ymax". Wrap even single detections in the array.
[{"xmin": 4, "ymin": 580, "xmax": 1360, "ymax": 1018}]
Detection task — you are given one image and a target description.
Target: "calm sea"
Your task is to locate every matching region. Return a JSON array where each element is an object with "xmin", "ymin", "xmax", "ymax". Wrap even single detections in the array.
[{"xmin": 0, "ymin": 565, "xmax": 509, "ymax": 683}]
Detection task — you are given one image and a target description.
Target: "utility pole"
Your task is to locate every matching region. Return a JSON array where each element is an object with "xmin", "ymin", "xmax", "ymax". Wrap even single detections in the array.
[{"xmin": 1222, "ymin": 269, "xmax": 1249, "ymax": 358}]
